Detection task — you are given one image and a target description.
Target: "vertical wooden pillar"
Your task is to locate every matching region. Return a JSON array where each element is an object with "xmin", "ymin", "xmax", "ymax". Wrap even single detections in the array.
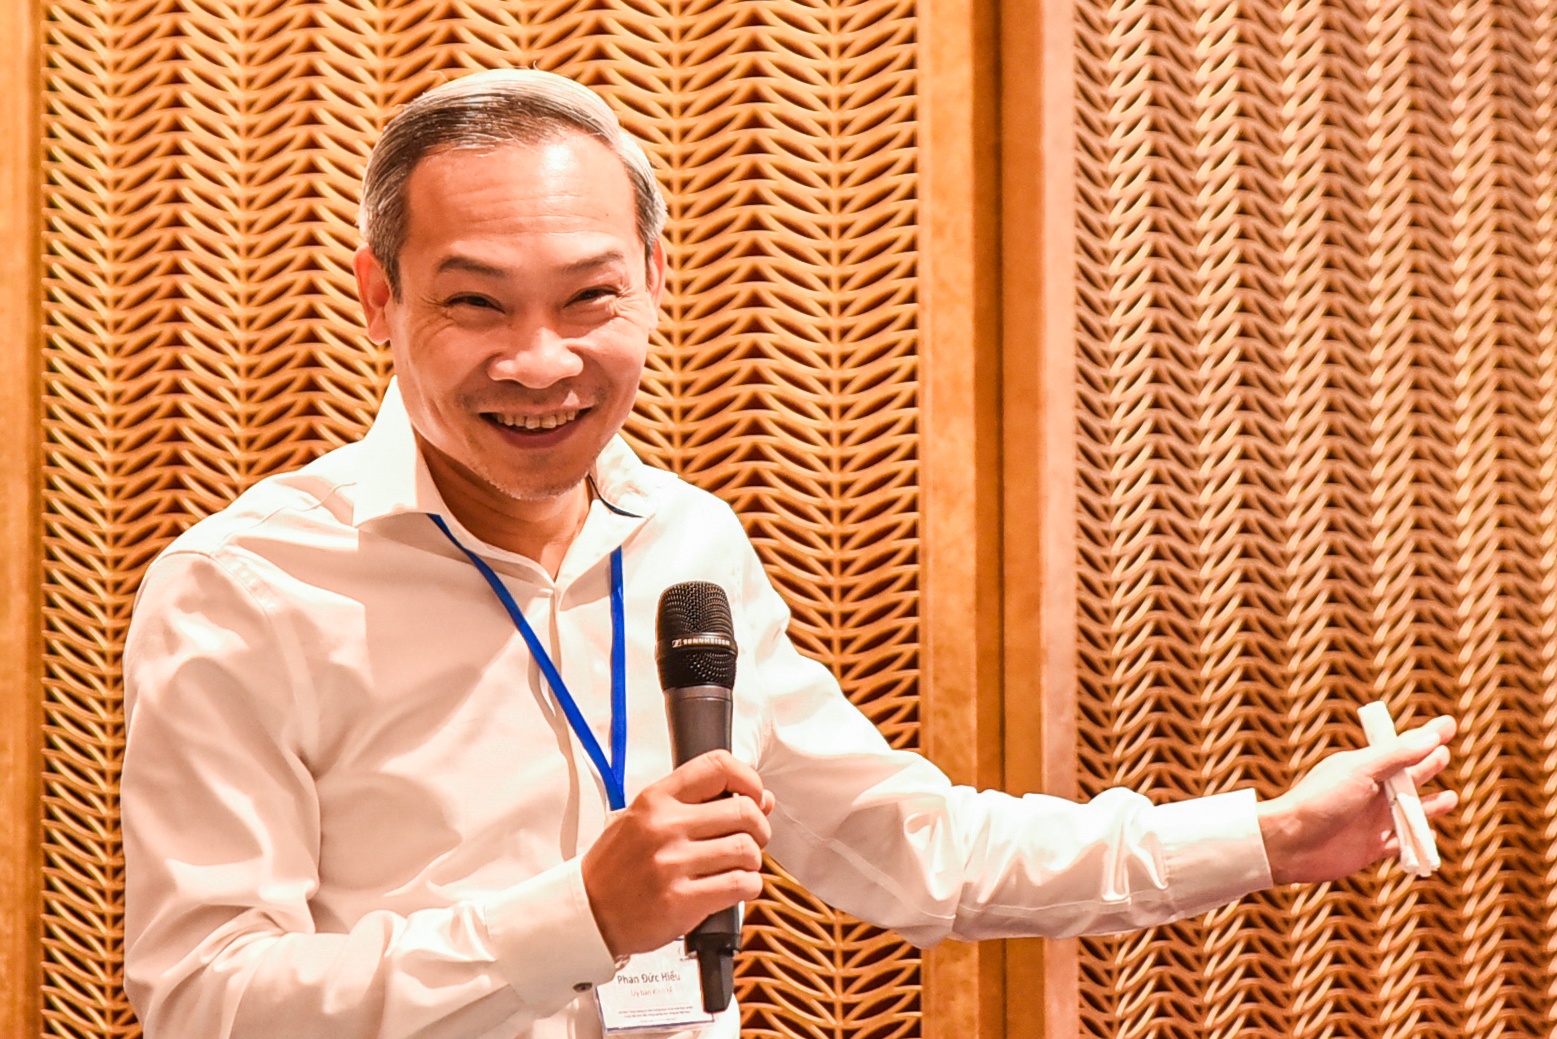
[
  {"xmin": 920, "ymin": 0, "xmax": 1007, "ymax": 1035},
  {"xmin": 1001, "ymin": 0, "xmax": 1079, "ymax": 1034},
  {"xmin": 921, "ymin": 0, "xmax": 1081, "ymax": 1033},
  {"xmin": 0, "ymin": 0, "xmax": 41, "ymax": 1028}
]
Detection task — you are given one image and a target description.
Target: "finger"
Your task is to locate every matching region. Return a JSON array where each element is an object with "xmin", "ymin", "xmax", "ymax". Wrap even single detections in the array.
[
  {"xmin": 659, "ymin": 832, "xmax": 764, "ymax": 888},
  {"xmin": 677, "ymin": 864, "xmax": 766, "ymax": 913},
  {"xmin": 1404, "ymin": 745, "xmax": 1451, "ymax": 788},
  {"xmin": 1358, "ymin": 724, "xmax": 1451, "ymax": 781},
  {"xmin": 1397, "ymin": 715, "xmax": 1456, "ymax": 751},
  {"xmin": 1420, "ymin": 788, "xmax": 1458, "ymax": 821},
  {"xmin": 686, "ymin": 833, "xmax": 765, "ymax": 878},
  {"xmin": 662, "ymin": 749, "xmax": 768, "ymax": 805},
  {"xmin": 683, "ymin": 794, "xmax": 773, "ymax": 847}
]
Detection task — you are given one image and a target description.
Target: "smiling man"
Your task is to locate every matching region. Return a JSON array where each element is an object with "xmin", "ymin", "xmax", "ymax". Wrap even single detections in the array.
[
  {"xmin": 121, "ymin": 69, "xmax": 1457, "ymax": 1039},
  {"xmin": 355, "ymin": 131, "xmax": 663, "ymax": 574}
]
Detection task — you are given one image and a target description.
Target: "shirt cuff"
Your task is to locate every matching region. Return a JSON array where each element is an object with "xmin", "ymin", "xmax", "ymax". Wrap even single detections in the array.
[
  {"xmin": 481, "ymin": 859, "xmax": 620, "ymax": 1011},
  {"xmin": 1148, "ymin": 788, "xmax": 1273, "ymax": 916}
]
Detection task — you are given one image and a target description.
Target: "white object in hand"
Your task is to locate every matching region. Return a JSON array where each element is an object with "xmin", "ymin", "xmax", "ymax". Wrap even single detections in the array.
[{"xmin": 1357, "ymin": 701, "xmax": 1440, "ymax": 877}]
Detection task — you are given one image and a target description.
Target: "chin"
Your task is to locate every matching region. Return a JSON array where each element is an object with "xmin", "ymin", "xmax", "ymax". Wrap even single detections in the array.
[{"xmin": 476, "ymin": 465, "xmax": 591, "ymax": 506}]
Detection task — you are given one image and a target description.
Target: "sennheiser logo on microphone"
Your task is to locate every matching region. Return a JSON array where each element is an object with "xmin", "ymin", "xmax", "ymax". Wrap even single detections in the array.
[{"xmin": 671, "ymin": 635, "xmax": 735, "ymax": 651}]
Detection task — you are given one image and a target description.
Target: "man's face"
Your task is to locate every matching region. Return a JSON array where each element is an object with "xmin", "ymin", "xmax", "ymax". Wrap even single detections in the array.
[{"xmin": 355, "ymin": 134, "xmax": 664, "ymax": 508}]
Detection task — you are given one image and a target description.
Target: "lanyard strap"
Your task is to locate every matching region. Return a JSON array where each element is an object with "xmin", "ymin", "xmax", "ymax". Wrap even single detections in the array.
[{"xmin": 429, "ymin": 514, "xmax": 629, "ymax": 810}]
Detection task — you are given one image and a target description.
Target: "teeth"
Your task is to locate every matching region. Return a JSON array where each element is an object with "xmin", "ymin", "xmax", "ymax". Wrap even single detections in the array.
[{"xmin": 494, "ymin": 409, "xmax": 579, "ymax": 431}]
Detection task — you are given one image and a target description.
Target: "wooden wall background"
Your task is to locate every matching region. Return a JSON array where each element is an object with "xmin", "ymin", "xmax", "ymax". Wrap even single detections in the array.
[
  {"xmin": 11, "ymin": 1, "xmax": 1023, "ymax": 1038},
  {"xmin": 1071, "ymin": 0, "xmax": 1557, "ymax": 1036}
]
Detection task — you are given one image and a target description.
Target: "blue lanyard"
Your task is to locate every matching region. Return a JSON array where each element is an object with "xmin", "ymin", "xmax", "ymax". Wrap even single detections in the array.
[{"xmin": 429, "ymin": 514, "xmax": 629, "ymax": 811}]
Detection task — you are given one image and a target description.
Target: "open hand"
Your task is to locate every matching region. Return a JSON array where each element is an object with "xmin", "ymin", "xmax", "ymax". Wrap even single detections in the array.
[
  {"xmin": 581, "ymin": 750, "xmax": 777, "ymax": 958},
  {"xmin": 1257, "ymin": 715, "xmax": 1457, "ymax": 885}
]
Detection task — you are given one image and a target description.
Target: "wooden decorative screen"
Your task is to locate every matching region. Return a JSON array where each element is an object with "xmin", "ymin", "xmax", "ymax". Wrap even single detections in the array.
[
  {"xmin": 40, "ymin": 3, "xmax": 924, "ymax": 1037},
  {"xmin": 1075, "ymin": 0, "xmax": 1557, "ymax": 1035}
]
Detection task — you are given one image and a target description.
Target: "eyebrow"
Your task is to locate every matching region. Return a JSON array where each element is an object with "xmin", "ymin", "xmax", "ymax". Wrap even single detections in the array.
[
  {"xmin": 435, "ymin": 255, "xmax": 508, "ymax": 278},
  {"xmin": 434, "ymin": 249, "xmax": 632, "ymax": 279}
]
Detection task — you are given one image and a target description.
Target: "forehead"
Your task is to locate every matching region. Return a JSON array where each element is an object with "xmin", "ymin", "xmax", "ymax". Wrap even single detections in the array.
[{"xmin": 400, "ymin": 135, "xmax": 641, "ymax": 252}]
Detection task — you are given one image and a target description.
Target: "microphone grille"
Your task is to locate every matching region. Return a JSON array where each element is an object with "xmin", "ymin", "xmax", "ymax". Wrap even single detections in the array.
[{"xmin": 656, "ymin": 581, "xmax": 737, "ymax": 688}]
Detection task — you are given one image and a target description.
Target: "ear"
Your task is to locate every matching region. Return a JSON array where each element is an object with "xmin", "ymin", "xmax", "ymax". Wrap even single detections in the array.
[
  {"xmin": 353, "ymin": 245, "xmax": 394, "ymax": 345},
  {"xmin": 646, "ymin": 238, "xmax": 667, "ymax": 308}
]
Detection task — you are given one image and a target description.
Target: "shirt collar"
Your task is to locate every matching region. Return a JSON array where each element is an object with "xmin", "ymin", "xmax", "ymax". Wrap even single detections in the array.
[{"xmin": 351, "ymin": 378, "xmax": 663, "ymax": 530}]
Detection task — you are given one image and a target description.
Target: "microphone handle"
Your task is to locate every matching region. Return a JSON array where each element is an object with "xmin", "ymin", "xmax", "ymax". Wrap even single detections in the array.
[
  {"xmin": 665, "ymin": 685, "xmax": 732, "ymax": 766},
  {"xmin": 664, "ymin": 685, "xmax": 738, "ymax": 1013}
]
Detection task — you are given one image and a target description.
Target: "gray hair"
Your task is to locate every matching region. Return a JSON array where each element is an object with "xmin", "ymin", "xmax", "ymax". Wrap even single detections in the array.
[{"xmin": 358, "ymin": 69, "xmax": 668, "ymax": 296}]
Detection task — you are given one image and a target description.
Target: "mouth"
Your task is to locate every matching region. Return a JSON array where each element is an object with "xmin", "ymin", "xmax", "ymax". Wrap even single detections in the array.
[{"xmin": 481, "ymin": 407, "xmax": 588, "ymax": 437}]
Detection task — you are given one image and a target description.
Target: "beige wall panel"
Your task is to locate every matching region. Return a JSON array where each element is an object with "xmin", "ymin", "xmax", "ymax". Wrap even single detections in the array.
[
  {"xmin": 34, "ymin": 1, "xmax": 995, "ymax": 1036},
  {"xmin": 1073, "ymin": 0, "xmax": 1557, "ymax": 1034}
]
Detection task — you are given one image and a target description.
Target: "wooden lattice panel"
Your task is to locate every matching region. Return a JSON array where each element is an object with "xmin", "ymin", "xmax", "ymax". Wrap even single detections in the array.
[
  {"xmin": 40, "ymin": 3, "xmax": 922, "ymax": 1037},
  {"xmin": 1075, "ymin": 0, "xmax": 1557, "ymax": 1035}
]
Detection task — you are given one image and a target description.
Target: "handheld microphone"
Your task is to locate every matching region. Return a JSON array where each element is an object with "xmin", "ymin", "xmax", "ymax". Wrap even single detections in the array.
[{"xmin": 655, "ymin": 581, "xmax": 740, "ymax": 1014}]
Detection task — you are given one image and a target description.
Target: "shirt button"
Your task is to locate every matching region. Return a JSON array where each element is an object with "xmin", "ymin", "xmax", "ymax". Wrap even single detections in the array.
[{"xmin": 574, "ymin": 982, "xmax": 593, "ymax": 992}]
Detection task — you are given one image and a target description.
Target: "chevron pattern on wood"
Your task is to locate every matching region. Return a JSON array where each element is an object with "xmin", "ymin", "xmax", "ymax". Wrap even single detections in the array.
[
  {"xmin": 1075, "ymin": 0, "xmax": 1557, "ymax": 1034},
  {"xmin": 40, "ymin": 3, "xmax": 923, "ymax": 1036}
]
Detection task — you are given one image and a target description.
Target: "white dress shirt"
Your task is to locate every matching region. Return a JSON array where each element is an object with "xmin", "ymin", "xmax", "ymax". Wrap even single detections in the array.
[{"xmin": 122, "ymin": 384, "xmax": 1273, "ymax": 1039}]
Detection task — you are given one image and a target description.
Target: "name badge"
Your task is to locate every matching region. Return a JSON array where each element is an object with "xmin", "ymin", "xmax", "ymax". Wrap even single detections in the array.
[{"xmin": 595, "ymin": 940, "xmax": 717, "ymax": 1034}]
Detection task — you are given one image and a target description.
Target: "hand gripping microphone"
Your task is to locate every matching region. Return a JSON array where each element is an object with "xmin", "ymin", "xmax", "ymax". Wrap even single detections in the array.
[{"xmin": 655, "ymin": 581, "xmax": 740, "ymax": 1014}]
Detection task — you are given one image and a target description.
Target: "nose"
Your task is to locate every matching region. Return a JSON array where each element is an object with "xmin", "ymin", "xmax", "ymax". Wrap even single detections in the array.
[{"xmin": 487, "ymin": 320, "xmax": 584, "ymax": 388}]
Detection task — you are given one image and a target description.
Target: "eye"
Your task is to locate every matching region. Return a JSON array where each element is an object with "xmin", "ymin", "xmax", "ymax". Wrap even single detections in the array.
[
  {"xmin": 571, "ymin": 285, "xmax": 621, "ymax": 306},
  {"xmin": 446, "ymin": 293, "xmax": 500, "ymax": 311}
]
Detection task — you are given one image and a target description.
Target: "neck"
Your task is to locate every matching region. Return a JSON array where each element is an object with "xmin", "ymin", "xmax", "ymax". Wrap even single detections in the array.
[{"xmin": 419, "ymin": 439, "xmax": 590, "ymax": 579}]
